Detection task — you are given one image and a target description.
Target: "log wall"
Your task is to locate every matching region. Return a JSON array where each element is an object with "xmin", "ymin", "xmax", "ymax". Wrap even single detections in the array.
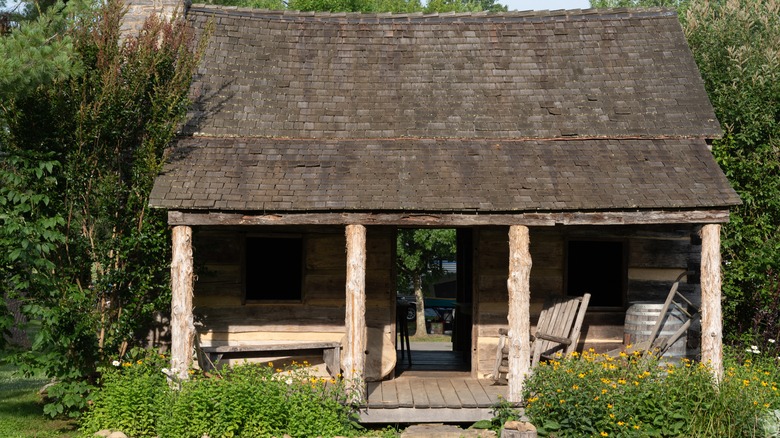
[
  {"xmin": 474, "ymin": 225, "xmax": 701, "ymax": 378},
  {"xmin": 192, "ymin": 226, "xmax": 395, "ymax": 375}
]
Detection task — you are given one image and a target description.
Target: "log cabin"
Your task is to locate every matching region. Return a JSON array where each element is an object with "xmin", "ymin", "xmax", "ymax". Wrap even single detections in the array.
[{"xmin": 146, "ymin": 5, "xmax": 741, "ymax": 422}]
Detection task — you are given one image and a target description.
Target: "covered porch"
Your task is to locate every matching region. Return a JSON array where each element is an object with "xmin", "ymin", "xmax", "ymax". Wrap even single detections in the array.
[{"xmin": 167, "ymin": 213, "xmax": 728, "ymax": 409}]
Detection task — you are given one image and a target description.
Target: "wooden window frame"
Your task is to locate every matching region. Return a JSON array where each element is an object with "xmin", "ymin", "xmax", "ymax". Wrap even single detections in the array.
[{"xmin": 242, "ymin": 233, "xmax": 305, "ymax": 304}]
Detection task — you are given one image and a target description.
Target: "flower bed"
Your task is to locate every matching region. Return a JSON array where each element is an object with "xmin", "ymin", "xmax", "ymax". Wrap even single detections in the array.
[{"xmin": 522, "ymin": 348, "xmax": 780, "ymax": 437}]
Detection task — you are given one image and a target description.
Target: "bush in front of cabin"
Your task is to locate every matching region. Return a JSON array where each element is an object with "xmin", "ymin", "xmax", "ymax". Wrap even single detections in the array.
[
  {"xmin": 80, "ymin": 353, "xmax": 362, "ymax": 438},
  {"xmin": 522, "ymin": 348, "xmax": 780, "ymax": 438},
  {"xmin": 159, "ymin": 361, "xmax": 360, "ymax": 438},
  {"xmin": 80, "ymin": 349, "xmax": 171, "ymax": 438}
]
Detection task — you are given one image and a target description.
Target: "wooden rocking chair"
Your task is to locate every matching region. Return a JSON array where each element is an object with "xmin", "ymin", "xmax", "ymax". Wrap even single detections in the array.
[{"xmin": 493, "ymin": 293, "xmax": 591, "ymax": 384}]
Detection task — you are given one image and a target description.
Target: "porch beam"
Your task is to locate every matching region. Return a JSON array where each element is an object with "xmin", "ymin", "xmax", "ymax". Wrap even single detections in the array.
[
  {"xmin": 507, "ymin": 225, "xmax": 532, "ymax": 403},
  {"xmin": 700, "ymin": 224, "xmax": 723, "ymax": 381},
  {"xmin": 344, "ymin": 224, "xmax": 367, "ymax": 393},
  {"xmin": 168, "ymin": 209, "xmax": 731, "ymax": 227},
  {"xmin": 171, "ymin": 225, "xmax": 195, "ymax": 381}
]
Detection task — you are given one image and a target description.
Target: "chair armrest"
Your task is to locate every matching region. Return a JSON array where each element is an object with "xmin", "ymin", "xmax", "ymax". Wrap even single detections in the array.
[{"xmin": 534, "ymin": 332, "xmax": 572, "ymax": 346}]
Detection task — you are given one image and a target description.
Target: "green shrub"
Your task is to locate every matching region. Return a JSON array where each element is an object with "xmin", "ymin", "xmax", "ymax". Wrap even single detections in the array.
[
  {"xmin": 159, "ymin": 361, "xmax": 359, "ymax": 438},
  {"xmin": 523, "ymin": 349, "xmax": 780, "ymax": 437},
  {"xmin": 80, "ymin": 353, "xmax": 361, "ymax": 438},
  {"xmin": 79, "ymin": 349, "xmax": 171, "ymax": 437}
]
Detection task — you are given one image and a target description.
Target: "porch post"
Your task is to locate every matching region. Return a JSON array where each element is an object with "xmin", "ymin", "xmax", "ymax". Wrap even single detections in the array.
[
  {"xmin": 344, "ymin": 224, "xmax": 367, "ymax": 393},
  {"xmin": 700, "ymin": 224, "xmax": 723, "ymax": 381},
  {"xmin": 171, "ymin": 225, "xmax": 195, "ymax": 381},
  {"xmin": 507, "ymin": 225, "xmax": 532, "ymax": 403}
]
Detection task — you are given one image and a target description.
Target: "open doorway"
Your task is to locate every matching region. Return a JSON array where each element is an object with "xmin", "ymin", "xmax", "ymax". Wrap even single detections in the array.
[{"xmin": 394, "ymin": 228, "xmax": 473, "ymax": 374}]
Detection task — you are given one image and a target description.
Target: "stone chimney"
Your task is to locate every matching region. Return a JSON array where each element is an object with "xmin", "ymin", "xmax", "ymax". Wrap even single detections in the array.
[{"xmin": 121, "ymin": 0, "xmax": 183, "ymax": 36}]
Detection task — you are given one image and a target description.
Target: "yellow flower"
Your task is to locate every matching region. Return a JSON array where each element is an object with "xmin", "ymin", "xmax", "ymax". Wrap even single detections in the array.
[
  {"xmin": 617, "ymin": 379, "xmax": 626, "ymax": 385},
  {"xmin": 137, "ymin": 360, "xmax": 143, "ymax": 365},
  {"xmin": 617, "ymin": 421, "xmax": 625, "ymax": 426},
  {"xmin": 600, "ymin": 431, "xmax": 608, "ymax": 436},
  {"xmin": 743, "ymin": 379, "xmax": 751, "ymax": 386},
  {"xmin": 602, "ymin": 389, "xmax": 608, "ymax": 394},
  {"xmin": 559, "ymin": 399, "xmax": 565, "ymax": 404},
  {"xmin": 633, "ymin": 425, "xmax": 640, "ymax": 430},
  {"xmin": 578, "ymin": 373, "xmax": 586, "ymax": 378},
  {"xmin": 765, "ymin": 403, "xmax": 771, "ymax": 408},
  {"xmin": 607, "ymin": 404, "xmax": 613, "ymax": 409},
  {"xmin": 268, "ymin": 362, "xmax": 273, "ymax": 367},
  {"xmin": 619, "ymin": 351, "xmax": 627, "ymax": 358}
]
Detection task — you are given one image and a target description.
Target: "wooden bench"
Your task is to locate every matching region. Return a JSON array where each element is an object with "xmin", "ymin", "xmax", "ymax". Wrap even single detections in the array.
[{"xmin": 198, "ymin": 341, "xmax": 342, "ymax": 377}]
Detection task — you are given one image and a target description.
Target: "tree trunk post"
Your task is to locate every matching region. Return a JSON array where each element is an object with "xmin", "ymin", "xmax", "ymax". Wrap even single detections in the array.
[
  {"xmin": 171, "ymin": 225, "xmax": 195, "ymax": 381},
  {"xmin": 507, "ymin": 225, "xmax": 532, "ymax": 403},
  {"xmin": 700, "ymin": 224, "xmax": 723, "ymax": 381},
  {"xmin": 344, "ymin": 224, "xmax": 367, "ymax": 397},
  {"xmin": 413, "ymin": 275, "xmax": 427, "ymax": 337}
]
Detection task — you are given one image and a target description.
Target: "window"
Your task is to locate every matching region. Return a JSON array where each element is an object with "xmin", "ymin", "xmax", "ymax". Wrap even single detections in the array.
[
  {"xmin": 244, "ymin": 236, "xmax": 303, "ymax": 302},
  {"xmin": 566, "ymin": 240, "xmax": 625, "ymax": 307}
]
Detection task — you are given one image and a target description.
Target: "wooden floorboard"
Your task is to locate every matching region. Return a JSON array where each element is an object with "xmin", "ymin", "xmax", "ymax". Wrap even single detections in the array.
[
  {"xmin": 450, "ymin": 379, "xmax": 479, "ymax": 408},
  {"xmin": 423, "ymin": 379, "xmax": 447, "ymax": 408},
  {"xmin": 438, "ymin": 379, "xmax": 463, "ymax": 409},
  {"xmin": 361, "ymin": 376, "xmax": 508, "ymax": 423},
  {"xmin": 464, "ymin": 379, "xmax": 494, "ymax": 406},
  {"xmin": 395, "ymin": 378, "xmax": 415, "ymax": 408}
]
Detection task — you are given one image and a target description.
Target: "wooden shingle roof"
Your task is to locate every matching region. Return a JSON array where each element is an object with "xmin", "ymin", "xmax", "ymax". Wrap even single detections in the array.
[{"xmin": 150, "ymin": 7, "xmax": 740, "ymax": 217}]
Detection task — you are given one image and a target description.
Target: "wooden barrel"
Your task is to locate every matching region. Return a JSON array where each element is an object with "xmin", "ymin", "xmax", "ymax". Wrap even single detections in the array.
[{"xmin": 624, "ymin": 302, "xmax": 687, "ymax": 361}]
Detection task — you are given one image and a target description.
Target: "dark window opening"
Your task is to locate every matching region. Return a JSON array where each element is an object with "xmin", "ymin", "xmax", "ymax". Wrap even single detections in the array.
[
  {"xmin": 566, "ymin": 240, "xmax": 624, "ymax": 307},
  {"xmin": 245, "ymin": 236, "xmax": 303, "ymax": 302}
]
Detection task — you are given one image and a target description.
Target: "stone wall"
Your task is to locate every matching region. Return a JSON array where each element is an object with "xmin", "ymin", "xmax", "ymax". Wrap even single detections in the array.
[{"xmin": 121, "ymin": 0, "xmax": 181, "ymax": 37}]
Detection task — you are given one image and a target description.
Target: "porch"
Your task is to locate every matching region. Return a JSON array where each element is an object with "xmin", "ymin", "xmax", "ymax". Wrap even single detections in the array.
[{"xmin": 361, "ymin": 376, "xmax": 506, "ymax": 423}]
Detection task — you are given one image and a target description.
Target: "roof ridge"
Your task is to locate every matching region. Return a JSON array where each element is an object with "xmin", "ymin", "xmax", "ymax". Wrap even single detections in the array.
[
  {"xmin": 187, "ymin": 4, "xmax": 678, "ymax": 22},
  {"xmin": 182, "ymin": 134, "xmax": 713, "ymax": 141}
]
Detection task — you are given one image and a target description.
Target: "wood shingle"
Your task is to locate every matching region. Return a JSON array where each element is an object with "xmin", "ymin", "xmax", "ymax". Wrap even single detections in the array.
[{"xmin": 150, "ymin": 7, "xmax": 739, "ymax": 214}]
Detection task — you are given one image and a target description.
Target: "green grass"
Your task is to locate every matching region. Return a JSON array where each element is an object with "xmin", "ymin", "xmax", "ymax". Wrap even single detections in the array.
[{"xmin": 0, "ymin": 354, "xmax": 78, "ymax": 438}]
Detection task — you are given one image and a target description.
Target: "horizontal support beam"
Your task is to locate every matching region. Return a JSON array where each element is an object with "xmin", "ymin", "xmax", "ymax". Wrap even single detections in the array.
[{"xmin": 168, "ymin": 209, "xmax": 730, "ymax": 227}]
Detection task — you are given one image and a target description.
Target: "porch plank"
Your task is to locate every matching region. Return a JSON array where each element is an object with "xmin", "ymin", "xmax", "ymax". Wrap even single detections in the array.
[
  {"xmin": 479, "ymin": 379, "xmax": 506, "ymax": 404},
  {"xmin": 366, "ymin": 382, "xmax": 382, "ymax": 406},
  {"xmin": 450, "ymin": 379, "xmax": 479, "ymax": 408},
  {"xmin": 423, "ymin": 379, "xmax": 447, "ymax": 408},
  {"xmin": 464, "ymin": 379, "xmax": 493, "ymax": 406},
  {"xmin": 395, "ymin": 378, "xmax": 415, "ymax": 408},
  {"xmin": 437, "ymin": 379, "xmax": 463, "ymax": 409},
  {"xmin": 410, "ymin": 378, "xmax": 431, "ymax": 407},
  {"xmin": 380, "ymin": 381, "xmax": 399, "ymax": 408}
]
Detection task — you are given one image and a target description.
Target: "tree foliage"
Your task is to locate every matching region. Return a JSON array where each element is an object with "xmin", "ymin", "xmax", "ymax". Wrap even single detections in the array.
[
  {"xmin": 396, "ymin": 229, "xmax": 456, "ymax": 336},
  {"xmin": 0, "ymin": 0, "xmax": 207, "ymax": 416},
  {"xmin": 206, "ymin": 0, "xmax": 507, "ymax": 15},
  {"xmin": 684, "ymin": 0, "xmax": 780, "ymax": 341}
]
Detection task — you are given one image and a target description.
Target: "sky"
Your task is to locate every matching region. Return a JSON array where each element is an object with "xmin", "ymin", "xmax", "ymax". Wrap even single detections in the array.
[{"xmin": 501, "ymin": 0, "xmax": 591, "ymax": 11}]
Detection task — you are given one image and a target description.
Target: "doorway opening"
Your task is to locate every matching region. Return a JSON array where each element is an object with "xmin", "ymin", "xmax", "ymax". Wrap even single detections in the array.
[{"xmin": 394, "ymin": 228, "xmax": 473, "ymax": 375}]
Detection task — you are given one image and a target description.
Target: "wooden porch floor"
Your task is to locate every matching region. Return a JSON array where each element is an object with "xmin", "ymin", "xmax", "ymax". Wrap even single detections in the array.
[
  {"xmin": 361, "ymin": 376, "xmax": 507, "ymax": 423},
  {"xmin": 359, "ymin": 348, "xmax": 508, "ymax": 423}
]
